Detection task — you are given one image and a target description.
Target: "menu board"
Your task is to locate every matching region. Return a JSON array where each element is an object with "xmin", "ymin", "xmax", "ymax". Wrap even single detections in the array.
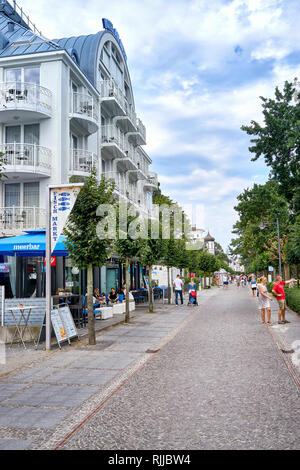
[
  {"xmin": 51, "ymin": 305, "xmax": 78, "ymax": 346},
  {"xmin": 57, "ymin": 305, "xmax": 78, "ymax": 340}
]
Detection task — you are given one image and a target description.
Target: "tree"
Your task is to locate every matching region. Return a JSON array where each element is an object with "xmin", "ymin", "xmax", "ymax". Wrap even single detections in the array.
[
  {"xmin": 114, "ymin": 205, "xmax": 147, "ymax": 322},
  {"xmin": 63, "ymin": 170, "xmax": 115, "ymax": 345},
  {"xmin": 241, "ymin": 80, "xmax": 300, "ymax": 212},
  {"xmin": 231, "ymin": 181, "xmax": 289, "ymax": 271}
]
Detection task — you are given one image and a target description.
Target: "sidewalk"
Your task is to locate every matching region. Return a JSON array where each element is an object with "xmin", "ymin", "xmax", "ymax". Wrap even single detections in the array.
[
  {"xmin": 0, "ymin": 288, "xmax": 216, "ymax": 450},
  {"xmin": 241, "ymin": 284, "xmax": 300, "ymax": 380}
]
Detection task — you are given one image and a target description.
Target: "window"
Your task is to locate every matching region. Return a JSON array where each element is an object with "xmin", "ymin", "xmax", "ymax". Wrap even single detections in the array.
[
  {"xmin": 5, "ymin": 126, "xmax": 21, "ymax": 143},
  {"xmin": 24, "ymin": 182, "xmax": 39, "ymax": 208},
  {"xmin": 5, "ymin": 124, "xmax": 39, "ymax": 144},
  {"xmin": 5, "ymin": 183, "xmax": 20, "ymax": 207},
  {"xmin": 5, "ymin": 67, "xmax": 40, "ymax": 85}
]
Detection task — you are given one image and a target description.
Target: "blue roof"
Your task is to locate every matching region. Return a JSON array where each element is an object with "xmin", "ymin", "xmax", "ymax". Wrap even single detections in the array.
[
  {"xmin": 0, "ymin": 230, "xmax": 69, "ymax": 257},
  {"xmin": 0, "ymin": 3, "xmax": 105, "ymax": 88}
]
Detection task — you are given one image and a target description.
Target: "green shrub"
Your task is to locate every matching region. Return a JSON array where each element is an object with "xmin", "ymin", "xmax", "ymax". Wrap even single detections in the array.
[{"xmin": 285, "ymin": 288, "xmax": 300, "ymax": 315}]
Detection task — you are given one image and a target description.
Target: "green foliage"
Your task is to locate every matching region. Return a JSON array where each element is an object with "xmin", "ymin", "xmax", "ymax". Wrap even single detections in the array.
[
  {"xmin": 63, "ymin": 170, "xmax": 116, "ymax": 269},
  {"xmin": 286, "ymin": 214, "xmax": 300, "ymax": 265},
  {"xmin": 241, "ymin": 80, "xmax": 300, "ymax": 207},
  {"xmin": 285, "ymin": 288, "xmax": 300, "ymax": 315}
]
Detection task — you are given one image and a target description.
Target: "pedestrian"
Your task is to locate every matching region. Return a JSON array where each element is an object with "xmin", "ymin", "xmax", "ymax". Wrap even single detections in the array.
[
  {"xmin": 272, "ymin": 276, "xmax": 295, "ymax": 324},
  {"xmin": 251, "ymin": 276, "xmax": 257, "ymax": 297},
  {"xmin": 173, "ymin": 275, "xmax": 184, "ymax": 306},
  {"xmin": 236, "ymin": 276, "xmax": 240, "ymax": 289},
  {"xmin": 223, "ymin": 274, "xmax": 229, "ymax": 289},
  {"xmin": 257, "ymin": 276, "xmax": 273, "ymax": 324},
  {"xmin": 188, "ymin": 278, "xmax": 197, "ymax": 306}
]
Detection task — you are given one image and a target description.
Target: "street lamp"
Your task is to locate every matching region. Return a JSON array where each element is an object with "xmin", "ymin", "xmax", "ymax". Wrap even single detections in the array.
[{"xmin": 259, "ymin": 217, "xmax": 282, "ymax": 278}]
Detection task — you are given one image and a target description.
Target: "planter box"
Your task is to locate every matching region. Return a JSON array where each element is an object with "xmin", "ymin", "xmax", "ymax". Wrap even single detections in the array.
[
  {"xmin": 113, "ymin": 303, "xmax": 125, "ymax": 315},
  {"xmin": 100, "ymin": 307, "xmax": 113, "ymax": 320}
]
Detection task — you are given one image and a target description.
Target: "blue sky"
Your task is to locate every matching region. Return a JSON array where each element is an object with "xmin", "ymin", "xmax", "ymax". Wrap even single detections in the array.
[{"xmin": 20, "ymin": 0, "xmax": 300, "ymax": 250}]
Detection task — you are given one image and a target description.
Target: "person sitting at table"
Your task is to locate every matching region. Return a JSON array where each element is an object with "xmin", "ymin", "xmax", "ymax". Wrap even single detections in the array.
[
  {"xmin": 99, "ymin": 292, "xmax": 107, "ymax": 306},
  {"xmin": 108, "ymin": 288, "xmax": 119, "ymax": 304},
  {"xmin": 119, "ymin": 287, "xmax": 126, "ymax": 303}
]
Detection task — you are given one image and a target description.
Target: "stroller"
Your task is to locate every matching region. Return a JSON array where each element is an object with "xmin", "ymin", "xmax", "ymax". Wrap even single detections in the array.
[{"xmin": 188, "ymin": 290, "xmax": 198, "ymax": 306}]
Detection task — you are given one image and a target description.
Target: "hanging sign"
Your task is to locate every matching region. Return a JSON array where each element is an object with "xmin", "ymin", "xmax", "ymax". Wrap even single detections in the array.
[{"xmin": 50, "ymin": 186, "xmax": 82, "ymax": 254}]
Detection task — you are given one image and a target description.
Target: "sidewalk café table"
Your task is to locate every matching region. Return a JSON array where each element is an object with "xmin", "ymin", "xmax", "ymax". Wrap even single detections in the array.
[{"xmin": 8, "ymin": 306, "xmax": 41, "ymax": 350}]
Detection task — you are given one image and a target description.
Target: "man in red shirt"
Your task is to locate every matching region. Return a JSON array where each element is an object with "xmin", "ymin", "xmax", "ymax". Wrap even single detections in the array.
[{"xmin": 272, "ymin": 276, "xmax": 295, "ymax": 324}]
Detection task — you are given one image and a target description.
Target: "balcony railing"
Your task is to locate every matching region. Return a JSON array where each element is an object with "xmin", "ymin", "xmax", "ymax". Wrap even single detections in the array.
[
  {"xmin": 0, "ymin": 143, "xmax": 51, "ymax": 171},
  {"xmin": 147, "ymin": 172, "xmax": 158, "ymax": 187},
  {"xmin": 70, "ymin": 92, "xmax": 99, "ymax": 122},
  {"xmin": 136, "ymin": 117, "xmax": 146, "ymax": 142},
  {"xmin": 99, "ymin": 79, "xmax": 126, "ymax": 111},
  {"xmin": 104, "ymin": 171, "xmax": 126, "ymax": 194},
  {"xmin": 0, "ymin": 207, "xmax": 46, "ymax": 232},
  {"xmin": 70, "ymin": 149, "xmax": 98, "ymax": 174},
  {"xmin": 101, "ymin": 125, "xmax": 126, "ymax": 152},
  {"xmin": 99, "ymin": 79, "xmax": 137, "ymax": 125},
  {"xmin": 0, "ymin": 81, "xmax": 52, "ymax": 115}
]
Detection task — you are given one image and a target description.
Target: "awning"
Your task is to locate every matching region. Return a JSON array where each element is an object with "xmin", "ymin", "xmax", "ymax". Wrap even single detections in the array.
[{"xmin": 0, "ymin": 230, "xmax": 68, "ymax": 257}]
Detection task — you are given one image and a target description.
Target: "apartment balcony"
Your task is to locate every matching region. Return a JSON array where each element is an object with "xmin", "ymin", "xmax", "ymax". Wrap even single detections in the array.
[
  {"xmin": 0, "ymin": 82, "xmax": 52, "ymax": 123},
  {"xmin": 128, "ymin": 118, "xmax": 147, "ymax": 146},
  {"xmin": 143, "ymin": 172, "xmax": 159, "ymax": 190},
  {"xmin": 99, "ymin": 79, "xmax": 126, "ymax": 118},
  {"xmin": 0, "ymin": 143, "xmax": 51, "ymax": 179},
  {"xmin": 115, "ymin": 101, "xmax": 137, "ymax": 133},
  {"xmin": 0, "ymin": 207, "xmax": 46, "ymax": 235},
  {"xmin": 69, "ymin": 149, "xmax": 98, "ymax": 175},
  {"xmin": 70, "ymin": 93, "xmax": 99, "ymax": 136},
  {"xmin": 101, "ymin": 124, "xmax": 127, "ymax": 160},
  {"xmin": 104, "ymin": 171, "xmax": 126, "ymax": 195}
]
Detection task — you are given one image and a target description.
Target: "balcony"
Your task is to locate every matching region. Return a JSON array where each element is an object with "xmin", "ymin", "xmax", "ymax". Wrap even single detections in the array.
[
  {"xmin": 0, "ymin": 143, "xmax": 51, "ymax": 179},
  {"xmin": 70, "ymin": 93, "xmax": 99, "ymax": 135},
  {"xmin": 0, "ymin": 82, "xmax": 52, "ymax": 123},
  {"xmin": 128, "ymin": 118, "xmax": 147, "ymax": 146},
  {"xmin": 101, "ymin": 124, "xmax": 126, "ymax": 160},
  {"xmin": 143, "ymin": 172, "xmax": 159, "ymax": 190},
  {"xmin": 104, "ymin": 171, "xmax": 126, "ymax": 195},
  {"xmin": 69, "ymin": 149, "xmax": 98, "ymax": 175},
  {"xmin": 115, "ymin": 101, "xmax": 137, "ymax": 133},
  {"xmin": 0, "ymin": 207, "xmax": 46, "ymax": 235},
  {"xmin": 99, "ymin": 79, "xmax": 126, "ymax": 118}
]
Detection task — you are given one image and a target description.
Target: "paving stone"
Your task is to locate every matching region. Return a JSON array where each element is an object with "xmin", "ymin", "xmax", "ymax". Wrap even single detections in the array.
[
  {"xmin": 3, "ymin": 367, "xmax": 58, "ymax": 384},
  {"xmin": 0, "ymin": 407, "xmax": 70, "ymax": 429},
  {"xmin": 0, "ymin": 384, "xmax": 27, "ymax": 402},
  {"xmin": 5, "ymin": 384, "xmax": 97, "ymax": 407},
  {"xmin": 41, "ymin": 368, "xmax": 118, "ymax": 386},
  {"xmin": 0, "ymin": 439, "xmax": 32, "ymax": 450}
]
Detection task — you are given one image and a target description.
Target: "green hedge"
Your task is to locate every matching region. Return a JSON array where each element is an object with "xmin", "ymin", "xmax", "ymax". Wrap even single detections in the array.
[{"xmin": 266, "ymin": 282, "xmax": 300, "ymax": 315}]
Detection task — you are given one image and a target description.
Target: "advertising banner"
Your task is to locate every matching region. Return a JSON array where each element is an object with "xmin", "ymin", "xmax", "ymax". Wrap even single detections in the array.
[{"xmin": 50, "ymin": 186, "xmax": 82, "ymax": 254}]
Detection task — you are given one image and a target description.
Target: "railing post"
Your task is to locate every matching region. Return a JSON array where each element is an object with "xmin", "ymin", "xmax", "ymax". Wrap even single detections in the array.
[{"xmin": 33, "ymin": 143, "xmax": 37, "ymax": 169}]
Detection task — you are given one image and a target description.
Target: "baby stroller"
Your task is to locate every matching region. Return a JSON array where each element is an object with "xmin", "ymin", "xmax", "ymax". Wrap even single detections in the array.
[{"xmin": 188, "ymin": 290, "xmax": 198, "ymax": 306}]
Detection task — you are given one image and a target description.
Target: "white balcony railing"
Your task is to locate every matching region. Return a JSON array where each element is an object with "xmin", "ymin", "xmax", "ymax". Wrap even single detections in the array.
[
  {"xmin": 101, "ymin": 125, "xmax": 126, "ymax": 152},
  {"xmin": 0, "ymin": 207, "xmax": 46, "ymax": 232},
  {"xmin": 0, "ymin": 143, "xmax": 51, "ymax": 170},
  {"xmin": 70, "ymin": 92, "xmax": 99, "ymax": 122},
  {"xmin": 70, "ymin": 149, "xmax": 98, "ymax": 174},
  {"xmin": 147, "ymin": 172, "xmax": 158, "ymax": 187},
  {"xmin": 99, "ymin": 79, "xmax": 126, "ymax": 111},
  {"xmin": 104, "ymin": 171, "xmax": 126, "ymax": 194},
  {"xmin": 0, "ymin": 82, "xmax": 52, "ymax": 115},
  {"xmin": 136, "ymin": 117, "xmax": 146, "ymax": 142},
  {"xmin": 99, "ymin": 79, "xmax": 137, "ymax": 125}
]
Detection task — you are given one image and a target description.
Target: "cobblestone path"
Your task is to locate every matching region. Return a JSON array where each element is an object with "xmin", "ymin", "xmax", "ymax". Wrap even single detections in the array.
[{"xmin": 56, "ymin": 285, "xmax": 300, "ymax": 450}]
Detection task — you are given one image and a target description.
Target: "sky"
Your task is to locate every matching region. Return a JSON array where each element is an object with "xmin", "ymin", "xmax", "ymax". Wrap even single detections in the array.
[{"xmin": 18, "ymin": 0, "xmax": 300, "ymax": 250}]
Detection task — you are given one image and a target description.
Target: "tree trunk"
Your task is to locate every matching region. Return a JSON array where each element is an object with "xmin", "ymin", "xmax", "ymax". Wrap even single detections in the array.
[
  {"xmin": 125, "ymin": 257, "xmax": 130, "ymax": 323},
  {"xmin": 148, "ymin": 264, "xmax": 154, "ymax": 313},
  {"xmin": 284, "ymin": 263, "xmax": 290, "ymax": 281},
  {"xmin": 87, "ymin": 263, "xmax": 95, "ymax": 345},
  {"xmin": 167, "ymin": 266, "xmax": 171, "ymax": 304}
]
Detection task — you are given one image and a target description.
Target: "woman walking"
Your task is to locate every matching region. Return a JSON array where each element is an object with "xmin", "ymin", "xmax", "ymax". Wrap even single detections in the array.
[
  {"xmin": 258, "ymin": 276, "xmax": 273, "ymax": 324},
  {"xmin": 188, "ymin": 278, "xmax": 197, "ymax": 306},
  {"xmin": 251, "ymin": 276, "xmax": 257, "ymax": 297}
]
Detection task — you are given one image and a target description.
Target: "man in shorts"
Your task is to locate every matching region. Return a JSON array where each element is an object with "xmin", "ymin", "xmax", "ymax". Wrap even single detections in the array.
[{"xmin": 272, "ymin": 276, "xmax": 295, "ymax": 324}]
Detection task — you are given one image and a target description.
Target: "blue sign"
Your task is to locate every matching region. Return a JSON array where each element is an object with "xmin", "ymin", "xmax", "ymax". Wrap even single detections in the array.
[
  {"xmin": 268, "ymin": 266, "xmax": 274, "ymax": 272},
  {"xmin": 102, "ymin": 18, "xmax": 127, "ymax": 61}
]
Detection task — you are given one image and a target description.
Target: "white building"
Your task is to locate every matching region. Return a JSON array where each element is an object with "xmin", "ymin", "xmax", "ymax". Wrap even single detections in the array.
[{"xmin": 0, "ymin": 3, "xmax": 158, "ymax": 297}]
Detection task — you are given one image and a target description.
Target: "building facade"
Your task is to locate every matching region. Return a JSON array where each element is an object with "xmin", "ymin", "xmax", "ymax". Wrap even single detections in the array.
[{"xmin": 0, "ymin": 2, "xmax": 158, "ymax": 297}]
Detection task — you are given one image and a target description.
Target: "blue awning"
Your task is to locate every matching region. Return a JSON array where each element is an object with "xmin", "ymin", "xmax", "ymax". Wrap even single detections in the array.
[{"xmin": 0, "ymin": 230, "xmax": 69, "ymax": 257}]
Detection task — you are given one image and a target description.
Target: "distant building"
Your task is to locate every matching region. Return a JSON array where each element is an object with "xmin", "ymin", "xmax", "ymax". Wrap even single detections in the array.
[{"xmin": 204, "ymin": 231, "xmax": 215, "ymax": 255}]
